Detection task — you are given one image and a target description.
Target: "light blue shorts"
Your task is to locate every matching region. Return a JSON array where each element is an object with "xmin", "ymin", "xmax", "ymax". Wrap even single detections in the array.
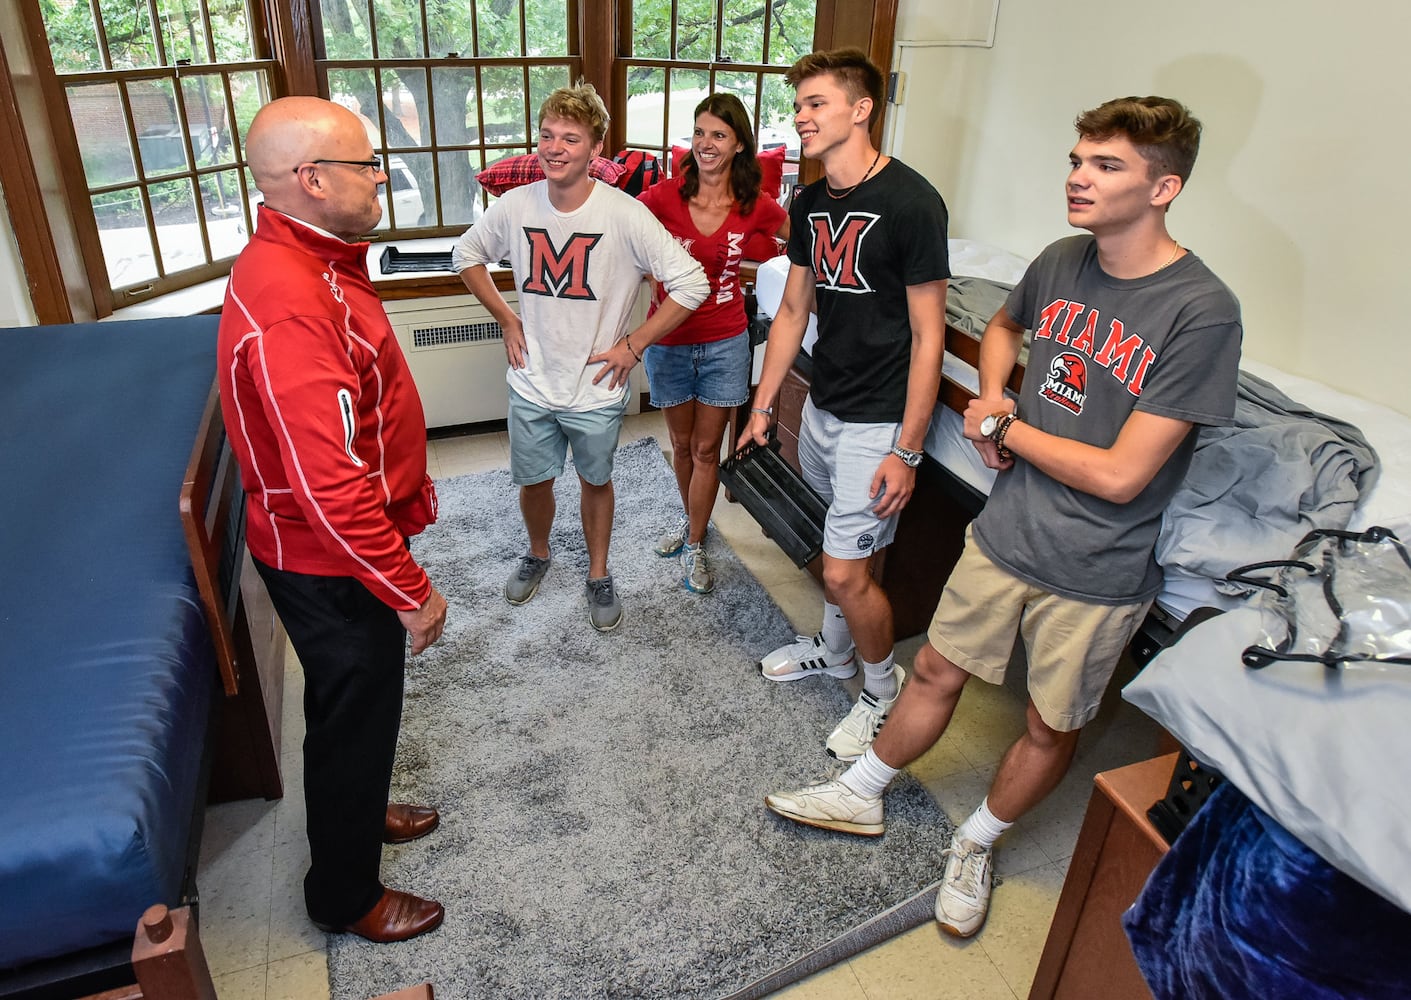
[
  {"xmin": 798, "ymin": 397, "xmax": 901, "ymax": 560},
  {"xmin": 643, "ymin": 330, "xmax": 751, "ymax": 409},
  {"xmin": 507, "ymin": 387, "xmax": 628, "ymax": 487}
]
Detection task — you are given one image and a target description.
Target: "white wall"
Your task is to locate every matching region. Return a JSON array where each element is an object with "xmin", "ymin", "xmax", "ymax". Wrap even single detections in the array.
[
  {"xmin": 891, "ymin": 0, "xmax": 1411, "ymax": 414},
  {"xmin": 0, "ymin": 198, "xmax": 36, "ymax": 327}
]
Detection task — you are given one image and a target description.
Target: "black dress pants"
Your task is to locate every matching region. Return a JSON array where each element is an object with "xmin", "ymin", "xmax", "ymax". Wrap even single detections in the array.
[{"xmin": 254, "ymin": 559, "xmax": 406, "ymax": 926}]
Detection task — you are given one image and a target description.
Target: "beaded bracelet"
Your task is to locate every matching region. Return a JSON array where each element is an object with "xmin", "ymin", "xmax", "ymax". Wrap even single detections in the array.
[{"xmin": 624, "ymin": 335, "xmax": 641, "ymax": 362}]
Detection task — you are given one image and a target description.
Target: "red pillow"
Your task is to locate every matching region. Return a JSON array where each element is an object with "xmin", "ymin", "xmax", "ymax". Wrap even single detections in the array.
[
  {"xmin": 669, "ymin": 143, "xmax": 785, "ymax": 202},
  {"xmin": 476, "ymin": 153, "xmax": 626, "ymax": 197}
]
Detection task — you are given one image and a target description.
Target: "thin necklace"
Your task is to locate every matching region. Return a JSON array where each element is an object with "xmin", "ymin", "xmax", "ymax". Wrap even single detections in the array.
[
  {"xmin": 825, "ymin": 149, "xmax": 882, "ymax": 200},
  {"xmin": 1153, "ymin": 240, "xmax": 1181, "ymax": 273}
]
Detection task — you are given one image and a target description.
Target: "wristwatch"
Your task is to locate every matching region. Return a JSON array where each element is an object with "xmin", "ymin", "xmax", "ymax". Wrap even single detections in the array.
[
  {"xmin": 979, "ymin": 411, "xmax": 1016, "ymax": 459},
  {"xmin": 890, "ymin": 444, "xmax": 923, "ymax": 468},
  {"xmin": 979, "ymin": 411, "xmax": 1011, "ymax": 440}
]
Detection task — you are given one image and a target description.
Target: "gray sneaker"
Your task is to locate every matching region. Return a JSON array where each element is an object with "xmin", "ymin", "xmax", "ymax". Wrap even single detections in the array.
[
  {"xmin": 654, "ymin": 513, "xmax": 689, "ymax": 557},
  {"xmin": 505, "ymin": 553, "xmax": 551, "ymax": 605},
  {"xmin": 586, "ymin": 575, "xmax": 623, "ymax": 632},
  {"xmin": 681, "ymin": 542, "xmax": 713, "ymax": 594}
]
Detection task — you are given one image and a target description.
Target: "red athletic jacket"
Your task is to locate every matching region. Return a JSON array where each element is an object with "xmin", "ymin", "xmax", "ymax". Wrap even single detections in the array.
[{"xmin": 218, "ymin": 207, "xmax": 435, "ymax": 610}]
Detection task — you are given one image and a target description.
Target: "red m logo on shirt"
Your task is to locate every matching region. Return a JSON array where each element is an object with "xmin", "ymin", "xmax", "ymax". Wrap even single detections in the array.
[
  {"xmin": 521, "ymin": 228, "xmax": 603, "ymax": 300},
  {"xmin": 810, "ymin": 212, "xmax": 879, "ymax": 294}
]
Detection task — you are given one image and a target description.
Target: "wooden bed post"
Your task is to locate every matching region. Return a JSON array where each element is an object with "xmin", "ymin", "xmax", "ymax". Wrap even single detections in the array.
[{"xmin": 130, "ymin": 906, "xmax": 217, "ymax": 1000}]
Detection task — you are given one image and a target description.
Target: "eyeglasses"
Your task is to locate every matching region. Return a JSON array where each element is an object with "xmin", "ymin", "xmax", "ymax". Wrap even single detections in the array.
[{"xmin": 292, "ymin": 156, "xmax": 383, "ymax": 175}]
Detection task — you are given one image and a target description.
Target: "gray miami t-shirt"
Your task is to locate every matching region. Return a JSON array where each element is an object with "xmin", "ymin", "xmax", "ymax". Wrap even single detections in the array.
[{"xmin": 972, "ymin": 235, "xmax": 1242, "ymax": 604}]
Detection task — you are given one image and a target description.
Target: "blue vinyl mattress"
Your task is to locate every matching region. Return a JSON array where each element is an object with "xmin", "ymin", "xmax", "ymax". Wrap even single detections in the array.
[{"xmin": 0, "ymin": 318, "xmax": 219, "ymax": 969}]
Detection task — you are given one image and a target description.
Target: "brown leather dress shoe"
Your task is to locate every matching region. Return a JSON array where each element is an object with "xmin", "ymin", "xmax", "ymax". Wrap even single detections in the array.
[
  {"xmin": 384, "ymin": 803, "xmax": 440, "ymax": 844},
  {"xmin": 316, "ymin": 888, "xmax": 444, "ymax": 943}
]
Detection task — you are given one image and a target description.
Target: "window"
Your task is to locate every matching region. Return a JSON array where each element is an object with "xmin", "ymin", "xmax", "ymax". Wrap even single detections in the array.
[
  {"xmin": 7, "ymin": 0, "xmax": 890, "ymax": 317},
  {"xmin": 311, "ymin": 0, "xmax": 577, "ymax": 231},
  {"xmin": 36, "ymin": 0, "xmax": 274, "ymax": 303},
  {"xmin": 616, "ymin": 0, "xmax": 817, "ymax": 197}
]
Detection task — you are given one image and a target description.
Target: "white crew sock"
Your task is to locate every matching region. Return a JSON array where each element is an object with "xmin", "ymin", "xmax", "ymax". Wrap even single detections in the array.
[
  {"xmin": 820, "ymin": 601, "xmax": 852, "ymax": 653},
  {"xmin": 840, "ymin": 747, "xmax": 898, "ymax": 800},
  {"xmin": 957, "ymin": 797, "xmax": 1013, "ymax": 850},
  {"xmin": 861, "ymin": 650, "xmax": 898, "ymax": 700}
]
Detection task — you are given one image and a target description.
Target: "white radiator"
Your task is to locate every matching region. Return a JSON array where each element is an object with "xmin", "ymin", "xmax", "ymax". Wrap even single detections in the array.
[
  {"xmin": 385, "ymin": 293, "xmax": 512, "ymax": 428},
  {"xmin": 385, "ymin": 288, "xmax": 652, "ymax": 430}
]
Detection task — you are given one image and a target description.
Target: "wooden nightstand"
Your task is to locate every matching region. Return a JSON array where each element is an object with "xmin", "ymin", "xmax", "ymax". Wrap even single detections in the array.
[{"xmin": 1029, "ymin": 753, "xmax": 1176, "ymax": 1000}]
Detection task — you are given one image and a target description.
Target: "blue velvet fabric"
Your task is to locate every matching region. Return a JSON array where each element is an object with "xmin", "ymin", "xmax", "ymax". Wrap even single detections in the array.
[
  {"xmin": 1124, "ymin": 782, "xmax": 1411, "ymax": 999},
  {"xmin": 0, "ymin": 318, "xmax": 219, "ymax": 969}
]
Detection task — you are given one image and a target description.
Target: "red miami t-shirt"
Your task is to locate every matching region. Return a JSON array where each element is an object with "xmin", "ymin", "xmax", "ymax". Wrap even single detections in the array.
[{"xmin": 639, "ymin": 176, "xmax": 786, "ymax": 346}]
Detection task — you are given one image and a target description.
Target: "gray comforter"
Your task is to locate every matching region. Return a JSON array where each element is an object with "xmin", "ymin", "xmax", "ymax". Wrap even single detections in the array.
[{"xmin": 1155, "ymin": 371, "xmax": 1380, "ymax": 593}]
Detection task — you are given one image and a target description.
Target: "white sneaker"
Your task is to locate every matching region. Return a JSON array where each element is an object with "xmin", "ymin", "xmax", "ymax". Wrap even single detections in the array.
[
  {"xmin": 758, "ymin": 633, "xmax": 857, "ymax": 682},
  {"xmin": 654, "ymin": 514, "xmax": 689, "ymax": 557},
  {"xmin": 825, "ymin": 666, "xmax": 906, "ymax": 762},
  {"xmin": 935, "ymin": 834, "xmax": 994, "ymax": 938},
  {"xmin": 764, "ymin": 779, "xmax": 884, "ymax": 836}
]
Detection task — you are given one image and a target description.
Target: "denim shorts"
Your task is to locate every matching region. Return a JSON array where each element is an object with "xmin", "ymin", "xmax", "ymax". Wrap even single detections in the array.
[
  {"xmin": 507, "ymin": 387, "xmax": 628, "ymax": 487},
  {"xmin": 643, "ymin": 330, "xmax": 751, "ymax": 409}
]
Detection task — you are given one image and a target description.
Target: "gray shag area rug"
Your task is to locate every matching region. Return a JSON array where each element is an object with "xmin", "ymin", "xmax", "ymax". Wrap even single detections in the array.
[{"xmin": 327, "ymin": 437, "xmax": 952, "ymax": 999}]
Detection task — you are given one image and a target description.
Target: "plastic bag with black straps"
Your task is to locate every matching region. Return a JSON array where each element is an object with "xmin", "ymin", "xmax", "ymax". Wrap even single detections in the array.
[{"xmin": 1226, "ymin": 525, "xmax": 1411, "ymax": 670}]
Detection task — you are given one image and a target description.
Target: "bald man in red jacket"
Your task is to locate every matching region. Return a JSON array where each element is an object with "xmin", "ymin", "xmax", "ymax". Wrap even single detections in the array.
[{"xmin": 219, "ymin": 96, "xmax": 447, "ymax": 944}]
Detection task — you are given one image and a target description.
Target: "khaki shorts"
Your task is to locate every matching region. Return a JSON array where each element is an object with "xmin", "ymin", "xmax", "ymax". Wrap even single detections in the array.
[{"xmin": 927, "ymin": 527, "xmax": 1152, "ymax": 732}]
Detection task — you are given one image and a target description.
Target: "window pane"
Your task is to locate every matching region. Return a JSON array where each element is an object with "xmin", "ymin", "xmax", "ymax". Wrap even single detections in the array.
[
  {"xmin": 722, "ymin": 0, "xmax": 765, "ymax": 64},
  {"xmin": 430, "ymin": 66, "xmax": 480, "ymax": 147},
  {"xmin": 372, "ymin": 0, "xmax": 425, "ymax": 58},
  {"xmin": 767, "ymin": 0, "xmax": 814, "ymax": 65},
  {"xmin": 715, "ymin": 71, "xmax": 757, "ymax": 122},
  {"xmin": 151, "ymin": 177, "xmax": 203, "ymax": 273},
  {"xmin": 528, "ymin": 64, "xmax": 571, "ymax": 141},
  {"xmin": 229, "ymin": 70, "xmax": 271, "ymax": 160},
  {"xmin": 525, "ymin": 0, "xmax": 568, "ymax": 56},
  {"xmin": 476, "ymin": 0, "xmax": 523, "ymax": 59},
  {"xmin": 201, "ymin": 169, "xmax": 247, "ymax": 261},
  {"xmin": 381, "ymin": 151, "xmax": 430, "ymax": 228},
  {"xmin": 426, "ymin": 8, "xmax": 473, "ymax": 57},
  {"xmin": 669, "ymin": 68, "xmax": 709, "ymax": 147},
  {"xmin": 69, "ymin": 83, "xmax": 138, "ymax": 186},
  {"xmin": 676, "ymin": 0, "xmax": 715, "ymax": 61},
  {"xmin": 630, "ymin": 0, "xmax": 670, "ymax": 60},
  {"xmin": 624, "ymin": 66, "xmax": 667, "ymax": 149},
  {"xmin": 759, "ymin": 72, "xmax": 796, "ymax": 145},
  {"xmin": 94, "ymin": 188, "xmax": 157, "ymax": 287},
  {"xmin": 481, "ymin": 65, "xmax": 526, "ymax": 146},
  {"xmin": 382, "ymin": 69, "xmax": 427, "ymax": 147},
  {"xmin": 328, "ymin": 68, "xmax": 382, "ymax": 146},
  {"xmin": 436, "ymin": 149, "xmax": 483, "ymax": 229},
  {"xmin": 129, "ymin": 78, "xmax": 188, "ymax": 177},
  {"xmin": 103, "ymin": 0, "xmax": 160, "ymax": 69},
  {"xmin": 212, "ymin": 0, "xmax": 256, "ymax": 62},
  {"xmin": 319, "ymin": 0, "xmax": 373, "ymax": 59},
  {"xmin": 162, "ymin": 0, "xmax": 210, "ymax": 65},
  {"xmin": 43, "ymin": 2, "xmax": 103, "ymax": 72},
  {"xmin": 182, "ymin": 74, "xmax": 234, "ymax": 167}
]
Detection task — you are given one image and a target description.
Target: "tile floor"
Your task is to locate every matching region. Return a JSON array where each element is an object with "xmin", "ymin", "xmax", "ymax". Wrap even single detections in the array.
[{"xmin": 198, "ymin": 409, "xmax": 1164, "ymax": 999}]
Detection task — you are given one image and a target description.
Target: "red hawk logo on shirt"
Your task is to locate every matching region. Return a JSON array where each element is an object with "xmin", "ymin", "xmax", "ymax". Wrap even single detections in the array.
[
  {"xmin": 521, "ymin": 228, "xmax": 603, "ymax": 300},
  {"xmin": 809, "ymin": 212, "xmax": 879, "ymax": 294},
  {"xmin": 1040, "ymin": 352, "xmax": 1088, "ymax": 415}
]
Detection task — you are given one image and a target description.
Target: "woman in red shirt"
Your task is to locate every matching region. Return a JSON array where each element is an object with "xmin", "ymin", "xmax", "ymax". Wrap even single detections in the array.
[{"xmin": 639, "ymin": 93, "xmax": 789, "ymax": 594}]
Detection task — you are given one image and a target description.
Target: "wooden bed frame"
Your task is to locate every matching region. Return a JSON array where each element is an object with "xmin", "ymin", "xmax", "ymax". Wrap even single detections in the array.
[{"xmin": 179, "ymin": 384, "xmax": 286, "ymax": 804}]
